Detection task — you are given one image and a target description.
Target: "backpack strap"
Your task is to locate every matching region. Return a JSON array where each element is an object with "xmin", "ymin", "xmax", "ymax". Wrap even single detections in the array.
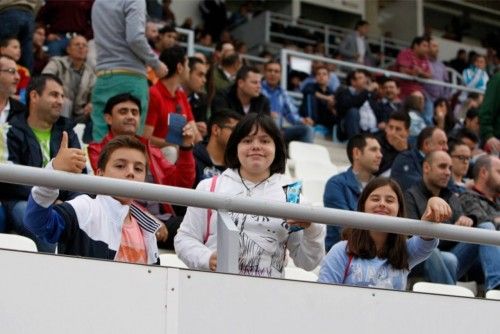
[
  {"xmin": 203, "ymin": 175, "xmax": 218, "ymax": 244},
  {"xmin": 342, "ymin": 254, "xmax": 354, "ymax": 284}
]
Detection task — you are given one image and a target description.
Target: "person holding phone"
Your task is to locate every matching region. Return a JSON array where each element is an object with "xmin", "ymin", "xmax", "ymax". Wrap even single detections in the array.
[{"xmin": 175, "ymin": 113, "xmax": 325, "ymax": 277}]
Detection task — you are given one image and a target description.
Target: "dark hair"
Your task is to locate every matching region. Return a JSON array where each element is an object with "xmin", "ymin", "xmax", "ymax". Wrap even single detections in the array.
[
  {"xmin": 221, "ymin": 52, "xmax": 240, "ymax": 68},
  {"xmin": 433, "ymin": 97, "xmax": 457, "ymax": 133},
  {"xmin": 97, "ymin": 135, "xmax": 148, "ymax": 172},
  {"xmin": 159, "ymin": 45, "xmax": 186, "ymax": 79},
  {"xmin": 235, "ymin": 65, "xmax": 260, "ymax": 83},
  {"xmin": 347, "ymin": 177, "xmax": 409, "ymax": 270},
  {"xmin": 264, "ymin": 59, "xmax": 281, "ymax": 69},
  {"xmin": 313, "ymin": 64, "xmax": 329, "ymax": 76},
  {"xmin": 380, "ymin": 76, "xmax": 398, "ymax": 87},
  {"xmin": 346, "ymin": 69, "xmax": 365, "ymax": 86},
  {"xmin": 207, "ymin": 108, "xmax": 243, "ymax": 138},
  {"xmin": 355, "ymin": 20, "xmax": 369, "ymax": 30},
  {"xmin": 346, "ymin": 133, "xmax": 377, "ymax": 164},
  {"xmin": 0, "ymin": 36, "xmax": 18, "ymax": 48},
  {"xmin": 26, "ymin": 74, "xmax": 63, "ymax": 107},
  {"xmin": 472, "ymin": 155, "xmax": 493, "ymax": 181},
  {"xmin": 224, "ymin": 113, "xmax": 286, "ymax": 175},
  {"xmin": 417, "ymin": 127, "xmax": 437, "ymax": 150},
  {"xmin": 103, "ymin": 93, "xmax": 141, "ymax": 115},
  {"xmin": 403, "ymin": 93, "xmax": 424, "ymax": 113},
  {"xmin": 465, "ymin": 108, "xmax": 479, "ymax": 120},
  {"xmin": 159, "ymin": 24, "xmax": 176, "ymax": 34},
  {"xmin": 388, "ymin": 110, "xmax": 411, "ymax": 130},
  {"xmin": 188, "ymin": 56, "xmax": 204, "ymax": 71},
  {"xmin": 411, "ymin": 36, "xmax": 429, "ymax": 48},
  {"xmin": 447, "ymin": 139, "xmax": 468, "ymax": 155},
  {"xmin": 453, "ymin": 127, "xmax": 479, "ymax": 144}
]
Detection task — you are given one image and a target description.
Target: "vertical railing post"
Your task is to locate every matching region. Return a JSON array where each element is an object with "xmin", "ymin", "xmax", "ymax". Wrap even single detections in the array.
[
  {"xmin": 216, "ymin": 211, "xmax": 239, "ymax": 274},
  {"xmin": 280, "ymin": 48, "xmax": 288, "ymax": 92}
]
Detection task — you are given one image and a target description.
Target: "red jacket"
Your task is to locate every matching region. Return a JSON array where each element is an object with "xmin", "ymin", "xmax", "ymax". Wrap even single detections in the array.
[{"xmin": 88, "ymin": 134, "xmax": 195, "ymax": 215}]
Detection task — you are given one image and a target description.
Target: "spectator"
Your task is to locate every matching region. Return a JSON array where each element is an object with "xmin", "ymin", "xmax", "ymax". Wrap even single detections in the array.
[
  {"xmin": 448, "ymin": 140, "xmax": 472, "ymax": 194},
  {"xmin": 374, "ymin": 110, "xmax": 411, "ymax": 176},
  {"xmin": 42, "ymin": 35, "xmax": 95, "ymax": 140},
  {"xmin": 36, "ymin": 0, "xmax": 93, "ymax": 57},
  {"xmin": 447, "ymin": 49, "xmax": 467, "ymax": 74},
  {"xmin": 0, "ymin": 0, "xmax": 39, "ymax": 71},
  {"xmin": 145, "ymin": 19, "xmax": 160, "ymax": 50},
  {"xmin": 155, "ymin": 24, "xmax": 178, "ymax": 54},
  {"xmin": 193, "ymin": 109, "xmax": 242, "ymax": 186},
  {"xmin": 183, "ymin": 57, "xmax": 209, "ymax": 138},
  {"xmin": 32, "ymin": 23, "xmax": 49, "ymax": 75},
  {"xmin": 212, "ymin": 41, "xmax": 235, "ymax": 65},
  {"xmin": 433, "ymin": 97, "xmax": 458, "ymax": 135},
  {"xmin": 145, "ymin": 45, "xmax": 200, "ymax": 149},
  {"xmin": 479, "ymin": 72, "xmax": 500, "ymax": 153},
  {"xmin": 338, "ymin": 20, "xmax": 374, "ymax": 65},
  {"xmin": 323, "ymin": 134, "xmax": 382, "ymax": 251},
  {"xmin": 261, "ymin": 60, "xmax": 314, "ymax": 144},
  {"xmin": 462, "ymin": 54, "xmax": 489, "ymax": 92},
  {"xmin": 460, "ymin": 155, "xmax": 500, "ymax": 230},
  {"xmin": 300, "ymin": 65, "xmax": 336, "ymax": 138},
  {"xmin": 212, "ymin": 66, "xmax": 270, "ymax": 117},
  {"xmin": 424, "ymin": 38, "xmax": 451, "ymax": 103},
  {"xmin": 405, "ymin": 151, "xmax": 471, "ymax": 284},
  {"xmin": 395, "ymin": 36, "xmax": 432, "ymax": 101},
  {"xmin": 404, "ymin": 91, "xmax": 427, "ymax": 140},
  {"xmin": 0, "ymin": 55, "xmax": 25, "ymax": 126},
  {"xmin": 319, "ymin": 177, "xmax": 449, "ymax": 289},
  {"xmin": 161, "ymin": 0, "xmax": 176, "ymax": 26},
  {"xmin": 3, "ymin": 74, "xmax": 84, "ymax": 252},
  {"xmin": 391, "ymin": 126, "xmax": 448, "ymax": 190},
  {"xmin": 175, "ymin": 113, "xmax": 325, "ymax": 276},
  {"xmin": 91, "ymin": 0, "xmax": 168, "ymax": 142},
  {"xmin": 213, "ymin": 52, "xmax": 241, "ymax": 93},
  {"xmin": 373, "ymin": 77, "xmax": 402, "ymax": 130},
  {"xmin": 463, "ymin": 108, "xmax": 480, "ymax": 137},
  {"xmin": 25, "ymin": 135, "xmax": 163, "ymax": 264},
  {"xmin": 299, "ymin": 61, "xmax": 340, "ymax": 93},
  {"xmin": 335, "ymin": 69, "xmax": 374, "ymax": 140},
  {"xmin": 88, "ymin": 93, "xmax": 195, "ymax": 249},
  {"xmin": 0, "ymin": 37, "xmax": 30, "ymax": 102},
  {"xmin": 454, "ymin": 92, "xmax": 483, "ymax": 122}
]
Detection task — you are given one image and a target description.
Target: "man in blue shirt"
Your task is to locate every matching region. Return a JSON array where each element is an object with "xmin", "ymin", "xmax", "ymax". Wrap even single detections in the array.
[
  {"xmin": 323, "ymin": 133, "xmax": 382, "ymax": 251},
  {"xmin": 261, "ymin": 60, "xmax": 314, "ymax": 143}
]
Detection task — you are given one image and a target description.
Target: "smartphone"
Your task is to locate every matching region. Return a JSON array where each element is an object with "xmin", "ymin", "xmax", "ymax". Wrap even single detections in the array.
[{"xmin": 166, "ymin": 113, "xmax": 187, "ymax": 146}]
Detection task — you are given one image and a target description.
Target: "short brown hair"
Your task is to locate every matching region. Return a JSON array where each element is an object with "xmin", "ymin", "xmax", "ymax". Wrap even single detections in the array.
[
  {"xmin": 346, "ymin": 177, "xmax": 409, "ymax": 270},
  {"xmin": 97, "ymin": 135, "xmax": 148, "ymax": 171}
]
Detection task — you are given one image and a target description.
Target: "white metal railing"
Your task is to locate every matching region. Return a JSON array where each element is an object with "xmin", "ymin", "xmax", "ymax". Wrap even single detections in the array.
[
  {"xmin": 280, "ymin": 48, "xmax": 484, "ymax": 98},
  {"xmin": 175, "ymin": 27, "xmax": 195, "ymax": 56},
  {"xmin": 1, "ymin": 163, "xmax": 500, "ymax": 274}
]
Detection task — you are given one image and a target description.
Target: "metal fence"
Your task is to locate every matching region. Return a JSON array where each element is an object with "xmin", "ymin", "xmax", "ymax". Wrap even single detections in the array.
[{"xmin": 1, "ymin": 164, "xmax": 500, "ymax": 274}]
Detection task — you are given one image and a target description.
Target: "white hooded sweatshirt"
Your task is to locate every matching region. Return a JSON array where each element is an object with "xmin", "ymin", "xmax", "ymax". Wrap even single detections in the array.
[{"xmin": 174, "ymin": 168, "xmax": 325, "ymax": 278}]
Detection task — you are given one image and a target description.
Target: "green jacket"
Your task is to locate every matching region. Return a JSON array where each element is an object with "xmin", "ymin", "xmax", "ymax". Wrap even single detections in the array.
[{"xmin": 479, "ymin": 72, "xmax": 500, "ymax": 141}]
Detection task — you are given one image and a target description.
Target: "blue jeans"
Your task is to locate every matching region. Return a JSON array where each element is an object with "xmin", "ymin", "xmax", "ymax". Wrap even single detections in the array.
[
  {"xmin": 341, "ymin": 107, "xmax": 360, "ymax": 140},
  {"xmin": 0, "ymin": 203, "xmax": 6, "ymax": 233},
  {"xmin": 283, "ymin": 125, "xmax": 314, "ymax": 143},
  {"xmin": 422, "ymin": 248, "xmax": 458, "ymax": 284},
  {"xmin": 6, "ymin": 201, "xmax": 56, "ymax": 253},
  {"xmin": 451, "ymin": 222, "xmax": 500, "ymax": 290},
  {"xmin": 0, "ymin": 8, "xmax": 35, "ymax": 71}
]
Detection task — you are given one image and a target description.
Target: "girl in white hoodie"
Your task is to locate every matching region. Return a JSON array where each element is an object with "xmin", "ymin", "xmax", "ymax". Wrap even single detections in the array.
[{"xmin": 174, "ymin": 113, "xmax": 325, "ymax": 277}]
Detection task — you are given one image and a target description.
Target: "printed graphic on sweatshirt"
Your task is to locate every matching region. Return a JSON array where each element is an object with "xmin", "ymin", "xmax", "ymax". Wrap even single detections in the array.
[{"xmin": 229, "ymin": 211, "xmax": 288, "ymax": 277}]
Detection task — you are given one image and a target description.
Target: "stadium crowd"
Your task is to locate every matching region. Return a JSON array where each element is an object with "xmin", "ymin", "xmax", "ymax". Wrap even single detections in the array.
[{"xmin": 0, "ymin": 0, "xmax": 498, "ymax": 294}]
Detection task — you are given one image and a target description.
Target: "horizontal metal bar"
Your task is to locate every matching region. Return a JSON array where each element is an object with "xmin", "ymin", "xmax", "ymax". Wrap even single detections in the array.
[
  {"xmin": 281, "ymin": 48, "xmax": 484, "ymax": 93},
  {"xmin": 1, "ymin": 164, "xmax": 500, "ymax": 247}
]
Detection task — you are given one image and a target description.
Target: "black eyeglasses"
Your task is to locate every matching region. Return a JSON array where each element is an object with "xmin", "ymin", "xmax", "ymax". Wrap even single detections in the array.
[
  {"xmin": 451, "ymin": 155, "xmax": 471, "ymax": 162},
  {"xmin": 0, "ymin": 68, "xmax": 17, "ymax": 74}
]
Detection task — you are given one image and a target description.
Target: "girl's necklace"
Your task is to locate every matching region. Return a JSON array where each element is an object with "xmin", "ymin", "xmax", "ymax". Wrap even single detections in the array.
[{"xmin": 238, "ymin": 169, "xmax": 269, "ymax": 196}]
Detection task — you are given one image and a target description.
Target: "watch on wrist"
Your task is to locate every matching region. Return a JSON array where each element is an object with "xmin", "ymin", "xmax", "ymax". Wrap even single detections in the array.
[{"xmin": 179, "ymin": 143, "xmax": 194, "ymax": 151}]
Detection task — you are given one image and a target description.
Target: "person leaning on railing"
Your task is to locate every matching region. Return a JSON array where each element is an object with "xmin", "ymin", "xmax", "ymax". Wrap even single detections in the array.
[{"xmin": 318, "ymin": 177, "xmax": 451, "ymax": 290}]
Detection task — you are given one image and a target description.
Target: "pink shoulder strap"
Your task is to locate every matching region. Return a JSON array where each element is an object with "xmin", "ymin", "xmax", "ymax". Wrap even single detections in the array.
[
  {"xmin": 342, "ymin": 254, "xmax": 354, "ymax": 284},
  {"xmin": 203, "ymin": 175, "xmax": 218, "ymax": 244}
]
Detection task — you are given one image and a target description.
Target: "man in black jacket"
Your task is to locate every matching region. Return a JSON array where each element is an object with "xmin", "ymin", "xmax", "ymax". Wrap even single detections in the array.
[
  {"xmin": 3, "ymin": 74, "xmax": 85, "ymax": 252},
  {"xmin": 211, "ymin": 66, "xmax": 270, "ymax": 116},
  {"xmin": 406, "ymin": 151, "xmax": 500, "ymax": 290}
]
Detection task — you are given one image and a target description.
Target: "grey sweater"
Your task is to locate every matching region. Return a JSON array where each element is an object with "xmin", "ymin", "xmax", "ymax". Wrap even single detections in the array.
[{"xmin": 91, "ymin": 0, "xmax": 160, "ymax": 75}]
